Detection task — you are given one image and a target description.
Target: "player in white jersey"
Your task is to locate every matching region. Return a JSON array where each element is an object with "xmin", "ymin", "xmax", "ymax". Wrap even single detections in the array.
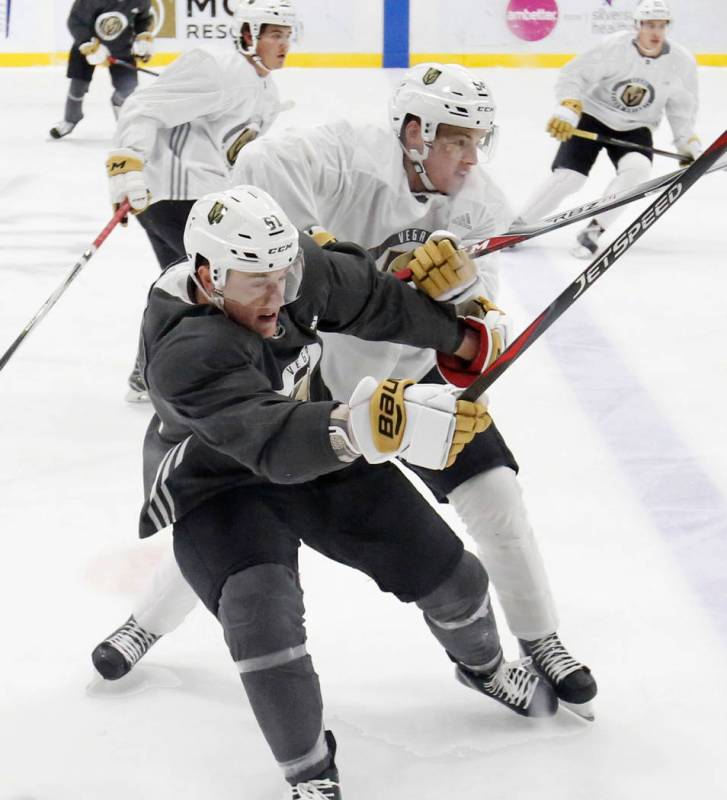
[
  {"xmin": 105, "ymin": 0, "xmax": 297, "ymax": 398},
  {"xmin": 92, "ymin": 63, "xmax": 598, "ymax": 720},
  {"xmin": 107, "ymin": 0, "xmax": 296, "ymax": 269},
  {"xmin": 515, "ymin": 0, "xmax": 700, "ymax": 257}
]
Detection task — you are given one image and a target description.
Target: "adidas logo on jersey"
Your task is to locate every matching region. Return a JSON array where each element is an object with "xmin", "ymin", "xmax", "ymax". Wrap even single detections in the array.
[{"xmin": 452, "ymin": 212, "xmax": 473, "ymax": 230}]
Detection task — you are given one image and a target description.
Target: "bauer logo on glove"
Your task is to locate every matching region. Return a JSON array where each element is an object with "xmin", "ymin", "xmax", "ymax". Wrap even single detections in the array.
[{"xmin": 347, "ymin": 377, "xmax": 491, "ymax": 470}]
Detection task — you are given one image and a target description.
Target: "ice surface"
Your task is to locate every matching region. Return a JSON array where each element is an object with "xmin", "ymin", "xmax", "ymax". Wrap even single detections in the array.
[{"xmin": 1, "ymin": 64, "xmax": 726, "ymax": 798}]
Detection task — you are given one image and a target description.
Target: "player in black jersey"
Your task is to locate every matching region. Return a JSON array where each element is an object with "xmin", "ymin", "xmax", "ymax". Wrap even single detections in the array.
[
  {"xmin": 123, "ymin": 184, "xmax": 557, "ymax": 798},
  {"xmin": 49, "ymin": 0, "xmax": 154, "ymax": 139}
]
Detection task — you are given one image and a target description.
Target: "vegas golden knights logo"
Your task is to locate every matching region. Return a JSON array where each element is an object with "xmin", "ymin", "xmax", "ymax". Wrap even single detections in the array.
[
  {"xmin": 621, "ymin": 84, "xmax": 647, "ymax": 108},
  {"xmin": 422, "ymin": 67, "xmax": 442, "ymax": 86},
  {"xmin": 208, "ymin": 202, "xmax": 227, "ymax": 225},
  {"xmin": 226, "ymin": 128, "xmax": 258, "ymax": 166},
  {"xmin": 95, "ymin": 12, "xmax": 127, "ymax": 40}
]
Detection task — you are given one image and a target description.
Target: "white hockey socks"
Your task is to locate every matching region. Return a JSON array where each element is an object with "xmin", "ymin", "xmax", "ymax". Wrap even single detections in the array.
[
  {"xmin": 591, "ymin": 152, "xmax": 652, "ymax": 231},
  {"xmin": 516, "ymin": 167, "xmax": 587, "ymax": 224},
  {"xmin": 132, "ymin": 545, "xmax": 199, "ymax": 636},
  {"xmin": 448, "ymin": 466, "xmax": 559, "ymax": 641}
]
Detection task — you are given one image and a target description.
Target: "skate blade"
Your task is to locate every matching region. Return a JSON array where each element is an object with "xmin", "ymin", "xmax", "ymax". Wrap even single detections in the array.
[
  {"xmin": 561, "ymin": 699, "xmax": 595, "ymax": 721},
  {"xmin": 86, "ymin": 665, "xmax": 181, "ymax": 697},
  {"xmin": 125, "ymin": 387, "xmax": 150, "ymax": 403}
]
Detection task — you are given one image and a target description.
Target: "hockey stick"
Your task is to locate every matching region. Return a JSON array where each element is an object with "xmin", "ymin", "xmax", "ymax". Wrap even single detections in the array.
[
  {"xmin": 394, "ymin": 157, "xmax": 726, "ymax": 281},
  {"xmin": 0, "ymin": 201, "xmax": 131, "ymax": 373},
  {"xmin": 458, "ymin": 129, "xmax": 727, "ymax": 403},
  {"xmin": 572, "ymin": 128, "xmax": 688, "ymax": 162},
  {"xmin": 108, "ymin": 56, "xmax": 160, "ymax": 77}
]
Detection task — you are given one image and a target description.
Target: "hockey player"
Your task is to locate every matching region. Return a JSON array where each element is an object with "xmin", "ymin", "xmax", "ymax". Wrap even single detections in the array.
[
  {"xmin": 515, "ymin": 0, "xmax": 700, "ymax": 257},
  {"xmin": 105, "ymin": 0, "xmax": 297, "ymax": 398},
  {"xmin": 93, "ymin": 63, "xmax": 598, "ymax": 721},
  {"xmin": 49, "ymin": 0, "xmax": 154, "ymax": 139},
  {"xmin": 130, "ymin": 184, "xmax": 557, "ymax": 798}
]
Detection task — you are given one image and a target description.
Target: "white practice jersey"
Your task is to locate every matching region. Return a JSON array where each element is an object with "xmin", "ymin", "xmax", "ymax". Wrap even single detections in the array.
[
  {"xmin": 556, "ymin": 31, "xmax": 698, "ymax": 147},
  {"xmin": 114, "ymin": 47, "xmax": 282, "ymax": 202},
  {"xmin": 231, "ymin": 120, "xmax": 511, "ymax": 400}
]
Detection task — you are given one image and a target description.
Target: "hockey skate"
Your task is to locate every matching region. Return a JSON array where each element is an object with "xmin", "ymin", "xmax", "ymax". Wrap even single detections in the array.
[
  {"xmin": 92, "ymin": 615, "xmax": 160, "ymax": 680},
  {"xmin": 571, "ymin": 219, "xmax": 605, "ymax": 259},
  {"xmin": 287, "ymin": 731, "xmax": 341, "ymax": 799},
  {"xmin": 519, "ymin": 633, "xmax": 597, "ymax": 721},
  {"xmin": 125, "ymin": 364, "xmax": 150, "ymax": 403},
  {"xmin": 455, "ymin": 656, "xmax": 558, "ymax": 718},
  {"xmin": 49, "ymin": 120, "xmax": 77, "ymax": 139}
]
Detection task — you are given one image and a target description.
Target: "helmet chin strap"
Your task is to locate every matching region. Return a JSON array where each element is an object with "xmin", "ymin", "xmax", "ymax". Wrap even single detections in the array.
[
  {"xmin": 191, "ymin": 272, "xmax": 227, "ymax": 315},
  {"xmin": 400, "ymin": 140, "xmax": 437, "ymax": 192},
  {"xmin": 248, "ymin": 52, "xmax": 271, "ymax": 77}
]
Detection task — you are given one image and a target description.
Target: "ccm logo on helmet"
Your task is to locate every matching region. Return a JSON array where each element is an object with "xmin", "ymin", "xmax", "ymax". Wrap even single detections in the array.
[{"xmin": 268, "ymin": 243, "xmax": 293, "ymax": 254}]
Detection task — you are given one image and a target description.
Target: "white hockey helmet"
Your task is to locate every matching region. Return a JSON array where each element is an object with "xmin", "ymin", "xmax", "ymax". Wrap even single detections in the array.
[
  {"xmin": 634, "ymin": 0, "xmax": 672, "ymax": 23},
  {"xmin": 389, "ymin": 63, "xmax": 498, "ymax": 189},
  {"xmin": 184, "ymin": 185, "xmax": 303, "ymax": 304},
  {"xmin": 231, "ymin": 0, "xmax": 298, "ymax": 56}
]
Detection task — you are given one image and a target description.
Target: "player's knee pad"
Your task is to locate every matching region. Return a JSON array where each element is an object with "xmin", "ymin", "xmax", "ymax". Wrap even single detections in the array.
[
  {"xmin": 217, "ymin": 564, "xmax": 306, "ymax": 668},
  {"xmin": 450, "ymin": 466, "xmax": 530, "ymax": 545},
  {"xmin": 416, "ymin": 550, "xmax": 489, "ymax": 627},
  {"xmin": 615, "ymin": 151, "xmax": 652, "ymax": 183}
]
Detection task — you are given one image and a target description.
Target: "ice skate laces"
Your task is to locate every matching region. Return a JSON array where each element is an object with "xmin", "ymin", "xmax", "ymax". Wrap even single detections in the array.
[
  {"xmin": 106, "ymin": 617, "xmax": 159, "ymax": 667},
  {"xmin": 484, "ymin": 658, "xmax": 539, "ymax": 709},
  {"xmin": 528, "ymin": 633, "xmax": 582, "ymax": 683},
  {"xmin": 290, "ymin": 778, "xmax": 340, "ymax": 799}
]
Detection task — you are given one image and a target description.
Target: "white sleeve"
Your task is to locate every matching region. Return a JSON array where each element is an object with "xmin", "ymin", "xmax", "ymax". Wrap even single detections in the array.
[
  {"xmin": 555, "ymin": 42, "xmax": 610, "ymax": 103},
  {"xmin": 230, "ymin": 124, "xmax": 354, "ymax": 231},
  {"xmin": 665, "ymin": 52, "xmax": 699, "ymax": 149},
  {"xmin": 463, "ymin": 176, "xmax": 513, "ymax": 302},
  {"xmin": 113, "ymin": 50, "xmax": 227, "ymax": 160}
]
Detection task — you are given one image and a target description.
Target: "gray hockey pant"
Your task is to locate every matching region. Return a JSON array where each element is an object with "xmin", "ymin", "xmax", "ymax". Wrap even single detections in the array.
[{"xmin": 218, "ymin": 553, "xmax": 502, "ymax": 782}]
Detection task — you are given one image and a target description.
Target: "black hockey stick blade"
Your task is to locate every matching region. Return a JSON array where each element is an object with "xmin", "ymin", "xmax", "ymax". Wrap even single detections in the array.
[{"xmin": 460, "ymin": 129, "xmax": 727, "ymax": 403}]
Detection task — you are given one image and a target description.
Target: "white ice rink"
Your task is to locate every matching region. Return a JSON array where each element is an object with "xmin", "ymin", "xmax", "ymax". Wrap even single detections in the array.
[{"xmin": 1, "ymin": 63, "xmax": 726, "ymax": 799}]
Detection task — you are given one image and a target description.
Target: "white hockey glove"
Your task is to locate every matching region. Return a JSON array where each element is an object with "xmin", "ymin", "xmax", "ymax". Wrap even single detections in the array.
[
  {"xmin": 677, "ymin": 135, "xmax": 702, "ymax": 167},
  {"xmin": 547, "ymin": 99, "xmax": 582, "ymax": 142},
  {"xmin": 436, "ymin": 302, "xmax": 509, "ymax": 388},
  {"xmin": 80, "ymin": 38, "xmax": 111, "ymax": 67},
  {"xmin": 106, "ymin": 148, "xmax": 151, "ymax": 223},
  {"xmin": 131, "ymin": 31, "xmax": 155, "ymax": 63},
  {"xmin": 347, "ymin": 377, "xmax": 491, "ymax": 470},
  {"xmin": 391, "ymin": 231, "xmax": 480, "ymax": 302}
]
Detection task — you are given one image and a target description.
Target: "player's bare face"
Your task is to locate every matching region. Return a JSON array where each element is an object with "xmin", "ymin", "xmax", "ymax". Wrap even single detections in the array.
[
  {"xmin": 255, "ymin": 25, "xmax": 293, "ymax": 70},
  {"xmin": 222, "ymin": 268, "xmax": 290, "ymax": 337},
  {"xmin": 424, "ymin": 125, "xmax": 485, "ymax": 194},
  {"xmin": 636, "ymin": 20, "xmax": 668, "ymax": 56}
]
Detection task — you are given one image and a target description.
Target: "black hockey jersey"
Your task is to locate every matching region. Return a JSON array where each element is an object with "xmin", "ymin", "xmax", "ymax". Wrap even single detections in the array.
[
  {"xmin": 67, "ymin": 0, "xmax": 153, "ymax": 53},
  {"xmin": 138, "ymin": 235, "xmax": 464, "ymax": 537}
]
